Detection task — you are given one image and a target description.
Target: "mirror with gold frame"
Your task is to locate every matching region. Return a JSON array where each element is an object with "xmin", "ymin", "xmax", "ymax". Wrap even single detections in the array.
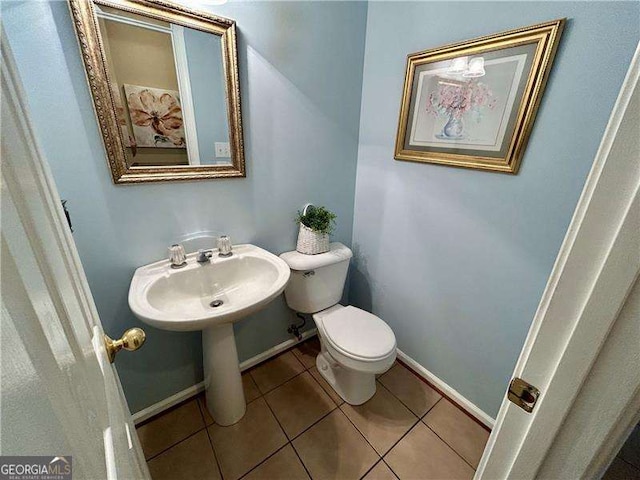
[{"xmin": 68, "ymin": 0, "xmax": 245, "ymax": 183}]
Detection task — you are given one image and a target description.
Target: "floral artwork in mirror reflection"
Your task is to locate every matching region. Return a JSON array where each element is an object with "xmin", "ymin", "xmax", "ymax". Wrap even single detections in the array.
[{"xmin": 124, "ymin": 84, "xmax": 186, "ymax": 148}]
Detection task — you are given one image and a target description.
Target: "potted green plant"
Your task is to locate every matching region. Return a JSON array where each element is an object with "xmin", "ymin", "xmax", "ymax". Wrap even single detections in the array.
[{"xmin": 295, "ymin": 204, "xmax": 336, "ymax": 254}]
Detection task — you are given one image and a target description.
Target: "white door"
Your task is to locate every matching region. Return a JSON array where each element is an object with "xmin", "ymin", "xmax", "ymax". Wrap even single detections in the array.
[
  {"xmin": 476, "ymin": 43, "xmax": 640, "ymax": 479},
  {"xmin": 0, "ymin": 37, "xmax": 150, "ymax": 479}
]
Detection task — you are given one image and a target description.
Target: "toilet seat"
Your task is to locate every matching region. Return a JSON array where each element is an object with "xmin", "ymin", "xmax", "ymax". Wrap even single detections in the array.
[{"xmin": 321, "ymin": 306, "xmax": 396, "ymax": 361}]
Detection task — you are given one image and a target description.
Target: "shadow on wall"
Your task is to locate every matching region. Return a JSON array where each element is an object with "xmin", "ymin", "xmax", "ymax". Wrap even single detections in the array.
[
  {"xmin": 349, "ymin": 243, "xmax": 372, "ymax": 312},
  {"xmin": 223, "ymin": 1, "xmax": 366, "ymax": 140}
]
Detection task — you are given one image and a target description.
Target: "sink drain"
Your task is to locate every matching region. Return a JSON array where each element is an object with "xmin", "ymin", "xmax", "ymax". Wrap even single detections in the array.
[{"xmin": 210, "ymin": 299, "xmax": 224, "ymax": 308}]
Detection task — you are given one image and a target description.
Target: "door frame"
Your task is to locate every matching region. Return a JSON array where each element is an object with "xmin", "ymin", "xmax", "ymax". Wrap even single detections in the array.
[{"xmin": 476, "ymin": 42, "xmax": 640, "ymax": 479}]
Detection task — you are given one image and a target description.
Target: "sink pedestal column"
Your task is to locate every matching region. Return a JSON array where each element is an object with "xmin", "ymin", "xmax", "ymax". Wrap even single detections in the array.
[{"xmin": 203, "ymin": 323, "xmax": 246, "ymax": 426}]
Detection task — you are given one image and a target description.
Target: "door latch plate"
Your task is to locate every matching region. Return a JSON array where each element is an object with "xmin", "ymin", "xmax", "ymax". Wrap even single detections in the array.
[{"xmin": 508, "ymin": 377, "xmax": 540, "ymax": 413}]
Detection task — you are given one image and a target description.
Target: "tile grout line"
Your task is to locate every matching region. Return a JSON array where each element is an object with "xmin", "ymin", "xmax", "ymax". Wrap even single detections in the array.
[
  {"xmin": 375, "ymin": 374, "xmax": 478, "ymax": 471},
  {"xmin": 324, "ymin": 407, "xmax": 382, "ymax": 478},
  {"xmin": 237, "ymin": 443, "xmax": 296, "ymax": 480},
  {"xmin": 376, "ymin": 378, "xmax": 435, "ymax": 420},
  {"xmin": 289, "ymin": 443, "xmax": 313, "ymax": 480},
  {"xmin": 308, "ymin": 367, "xmax": 345, "ymax": 407},
  {"xmin": 375, "ymin": 372, "xmax": 441, "ymax": 421},
  {"xmin": 376, "ymin": 368, "xmax": 426, "ymax": 418},
  {"xmin": 195, "ymin": 394, "xmax": 208, "ymax": 424},
  {"xmin": 327, "ymin": 400, "xmax": 390, "ymax": 476},
  {"xmin": 358, "ymin": 459, "xmax": 385, "ymax": 480},
  {"xmin": 203, "ymin": 424, "xmax": 225, "ymax": 480},
  {"xmin": 613, "ymin": 456, "xmax": 640, "ymax": 473},
  {"xmin": 382, "ymin": 417, "xmax": 420, "ymax": 455},
  {"xmin": 260, "ymin": 372, "xmax": 340, "ymax": 442},
  {"xmin": 396, "ymin": 358, "xmax": 492, "ymax": 433},
  {"xmin": 353, "ymin": 383, "xmax": 443, "ymax": 479},
  {"xmin": 374, "ymin": 365, "xmax": 485, "ymax": 468},
  {"xmin": 136, "ymin": 395, "xmax": 202, "ymax": 429},
  {"xmin": 379, "ymin": 421, "xmax": 429, "ymax": 479},
  {"xmin": 212, "ymin": 396, "xmax": 277, "ymax": 479},
  {"xmin": 204, "ymin": 376, "xmax": 332, "ymax": 479},
  {"xmin": 242, "ymin": 341, "xmax": 320, "ymax": 479},
  {"xmin": 381, "ymin": 458, "xmax": 401, "ymax": 480},
  {"xmin": 199, "ymin": 390, "xmax": 270, "ymax": 479},
  {"xmin": 338, "ymin": 389, "xmax": 418, "ymax": 463},
  {"xmin": 211, "ymin": 396, "xmax": 288, "ymax": 480},
  {"xmin": 260, "ymin": 368, "xmax": 322, "ymax": 406},
  {"xmin": 291, "ymin": 346, "xmax": 317, "ymax": 371},
  {"xmin": 422, "ymin": 422, "xmax": 478, "ymax": 471},
  {"xmin": 258, "ymin": 385, "xmax": 315, "ymax": 480},
  {"xmin": 245, "ymin": 367, "xmax": 354, "ymax": 478},
  {"xmin": 261, "ymin": 385, "xmax": 293, "ymax": 439},
  {"xmin": 142, "ymin": 397, "xmax": 210, "ymax": 463},
  {"xmin": 205, "ymin": 344, "xmax": 321, "ymax": 479},
  {"xmin": 245, "ymin": 345, "xmax": 446, "ymax": 478},
  {"xmin": 289, "ymin": 404, "xmax": 338, "ymax": 442},
  {"xmin": 144, "ymin": 426, "xmax": 208, "ymax": 463},
  {"xmin": 249, "ymin": 358, "xmax": 308, "ymax": 396},
  {"xmin": 196, "ymin": 396, "xmax": 227, "ymax": 480},
  {"xmin": 422, "ymin": 396, "xmax": 443, "ymax": 418}
]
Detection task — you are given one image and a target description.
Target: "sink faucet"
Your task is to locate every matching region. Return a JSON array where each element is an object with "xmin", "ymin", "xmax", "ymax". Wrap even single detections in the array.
[
  {"xmin": 197, "ymin": 236, "xmax": 233, "ymax": 264},
  {"xmin": 217, "ymin": 235, "xmax": 233, "ymax": 257},
  {"xmin": 168, "ymin": 244, "xmax": 187, "ymax": 269},
  {"xmin": 196, "ymin": 249, "xmax": 214, "ymax": 263}
]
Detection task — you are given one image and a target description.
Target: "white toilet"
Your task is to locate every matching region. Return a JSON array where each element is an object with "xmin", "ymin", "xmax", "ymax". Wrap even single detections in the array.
[{"xmin": 280, "ymin": 243, "xmax": 396, "ymax": 405}]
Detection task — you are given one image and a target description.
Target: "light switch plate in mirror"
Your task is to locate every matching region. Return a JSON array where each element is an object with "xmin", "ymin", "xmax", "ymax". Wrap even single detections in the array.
[{"xmin": 68, "ymin": 0, "xmax": 245, "ymax": 183}]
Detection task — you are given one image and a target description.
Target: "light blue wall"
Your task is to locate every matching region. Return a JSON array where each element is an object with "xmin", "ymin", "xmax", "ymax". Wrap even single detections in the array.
[
  {"xmin": 183, "ymin": 28, "xmax": 229, "ymax": 164},
  {"xmin": 2, "ymin": 0, "xmax": 367, "ymax": 413},
  {"xmin": 351, "ymin": 1, "xmax": 639, "ymax": 417}
]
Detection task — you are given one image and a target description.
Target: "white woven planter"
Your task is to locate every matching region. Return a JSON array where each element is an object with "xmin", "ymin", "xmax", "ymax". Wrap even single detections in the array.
[{"xmin": 296, "ymin": 223, "xmax": 329, "ymax": 255}]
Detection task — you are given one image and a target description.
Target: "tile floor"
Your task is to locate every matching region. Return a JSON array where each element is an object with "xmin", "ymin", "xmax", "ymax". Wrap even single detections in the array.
[
  {"xmin": 603, "ymin": 423, "xmax": 640, "ymax": 480},
  {"xmin": 137, "ymin": 337, "xmax": 490, "ymax": 480}
]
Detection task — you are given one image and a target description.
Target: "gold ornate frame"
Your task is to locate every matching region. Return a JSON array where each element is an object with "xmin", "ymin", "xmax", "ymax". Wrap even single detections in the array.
[
  {"xmin": 394, "ymin": 19, "xmax": 565, "ymax": 174},
  {"xmin": 68, "ymin": 0, "xmax": 245, "ymax": 183}
]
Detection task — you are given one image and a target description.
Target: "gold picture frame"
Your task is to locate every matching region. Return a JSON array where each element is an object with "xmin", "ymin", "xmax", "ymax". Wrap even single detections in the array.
[
  {"xmin": 68, "ymin": 0, "xmax": 245, "ymax": 183},
  {"xmin": 394, "ymin": 19, "xmax": 565, "ymax": 174}
]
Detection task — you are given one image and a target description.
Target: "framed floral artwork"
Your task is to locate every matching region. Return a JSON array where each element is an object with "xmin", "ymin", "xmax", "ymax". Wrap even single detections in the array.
[
  {"xmin": 395, "ymin": 19, "xmax": 565, "ymax": 173},
  {"xmin": 123, "ymin": 84, "xmax": 186, "ymax": 149}
]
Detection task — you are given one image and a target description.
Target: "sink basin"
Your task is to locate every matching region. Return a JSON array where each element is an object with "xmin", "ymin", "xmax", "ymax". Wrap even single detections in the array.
[
  {"xmin": 129, "ymin": 244, "xmax": 290, "ymax": 331},
  {"xmin": 129, "ymin": 244, "xmax": 291, "ymax": 426}
]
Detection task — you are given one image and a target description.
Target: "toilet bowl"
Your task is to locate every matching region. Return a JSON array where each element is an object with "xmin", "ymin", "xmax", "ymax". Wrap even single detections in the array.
[
  {"xmin": 280, "ymin": 243, "xmax": 396, "ymax": 405},
  {"xmin": 314, "ymin": 304, "xmax": 396, "ymax": 404}
]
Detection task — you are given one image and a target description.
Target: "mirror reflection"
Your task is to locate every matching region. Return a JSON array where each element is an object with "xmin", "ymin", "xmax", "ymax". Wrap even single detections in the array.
[{"xmin": 96, "ymin": 6, "xmax": 231, "ymax": 168}]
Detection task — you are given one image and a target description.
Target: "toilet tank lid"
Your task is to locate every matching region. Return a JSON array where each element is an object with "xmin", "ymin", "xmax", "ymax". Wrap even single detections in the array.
[{"xmin": 280, "ymin": 242, "xmax": 352, "ymax": 271}]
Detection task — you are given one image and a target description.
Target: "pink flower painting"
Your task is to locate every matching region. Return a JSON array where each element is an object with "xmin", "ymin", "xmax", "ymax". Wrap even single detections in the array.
[
  {"xmin": 426, "ymin": 79, "xmax": 496, "ymax": 139},
  {"xmin": 124, "ymin": 84, "xmax": 186, "ymax": 148}
]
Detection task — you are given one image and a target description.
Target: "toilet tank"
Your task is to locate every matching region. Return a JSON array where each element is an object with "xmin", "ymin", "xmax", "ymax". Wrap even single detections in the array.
[{"xmin": 280, "ymin": 243, "xmax": 353, "ymax": 313}]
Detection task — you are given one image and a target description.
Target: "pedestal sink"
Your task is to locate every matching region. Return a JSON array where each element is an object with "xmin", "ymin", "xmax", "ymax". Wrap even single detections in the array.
[{"xmin": 128, "ymin": 244, "xmax": 290, "ymax": 425}]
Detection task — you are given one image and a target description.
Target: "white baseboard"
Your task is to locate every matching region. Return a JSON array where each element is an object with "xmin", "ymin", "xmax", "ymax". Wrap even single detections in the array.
[
  {"xmin": 132, "ymin": 382, "xmax": 206, "ymax": 425},
  {"xmin": 132, "ymin": 329, "xmax": 318, "ymax": 425},
  {"xmin": 237, "ymin": 328, "xmax": 318, "ymax": 371},
  {"xmin": 132, "ymin": 332, "xmax": 495, "ymax": 429},
  {"xmin": 396, "ymin": 349, "xmax": 495, "ymax": 429}
]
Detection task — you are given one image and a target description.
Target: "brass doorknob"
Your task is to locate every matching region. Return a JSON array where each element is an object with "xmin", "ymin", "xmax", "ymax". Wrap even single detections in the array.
[{"xmin": 104, "ymin": 328, "xmax": 146, "ymax": 363}]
